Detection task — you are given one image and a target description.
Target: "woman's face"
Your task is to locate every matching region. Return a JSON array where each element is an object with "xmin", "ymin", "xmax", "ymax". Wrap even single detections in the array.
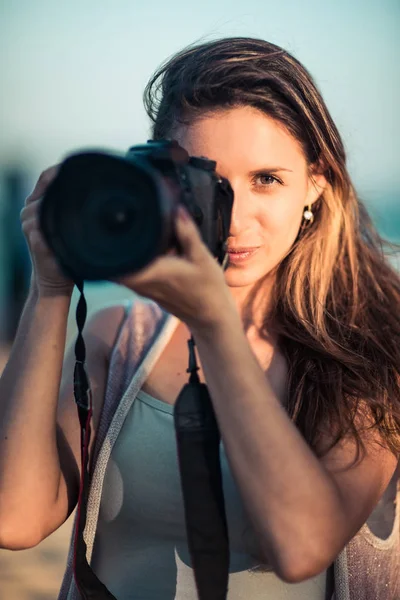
[{"xmin": 174, "ymin": 106, "xmax": 325, "ymax": 297}]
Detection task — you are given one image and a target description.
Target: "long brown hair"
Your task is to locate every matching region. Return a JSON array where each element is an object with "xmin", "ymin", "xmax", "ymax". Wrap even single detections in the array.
[{"xmin": 143, "ymin": 36, "xmax": 400, "ymax": 460}]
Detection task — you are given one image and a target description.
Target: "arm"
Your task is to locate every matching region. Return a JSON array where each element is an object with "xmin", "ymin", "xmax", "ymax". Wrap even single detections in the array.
[
  {"xmin": 107, "ymin": 195, "xmax": 397, "ymax": 580},
  {"xmin": 190, "ymin": 311, "xmax": 399, "ymax": 583},
  {"xmin": 0, "ymin": 284, "xmax": 125, "ymax": 550},
  {"xmin": 0, "ymin": 285, "xmax": 73, "ymax": 549}
]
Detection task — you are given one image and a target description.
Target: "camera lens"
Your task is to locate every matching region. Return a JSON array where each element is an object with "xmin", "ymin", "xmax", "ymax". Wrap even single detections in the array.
[
  {"xmin": 40, "ymin": 152, "xmax": 176, "ymax": 280},
  {"xmin": 88, "ymin": 190, "xmax": 138, "ymax": 235}
]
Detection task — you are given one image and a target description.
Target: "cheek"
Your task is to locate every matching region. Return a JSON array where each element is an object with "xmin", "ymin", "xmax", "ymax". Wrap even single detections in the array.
[{"xmin": 260, "ymin": 192, "xmax": 305, "ymax": 249}]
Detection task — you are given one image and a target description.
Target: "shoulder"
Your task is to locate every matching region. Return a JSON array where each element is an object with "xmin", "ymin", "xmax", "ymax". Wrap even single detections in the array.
[
  {"xmin": 86, "ymin": 296, "xmax": 166, "ymax": 361},
  {"xmin": 85, "ymin": 299, "xmax": 132, "ymax": 363},
  {"xmin": 60, "ymin": 299, "xmax": 133, "ymax": 419},
  {"xmin": 83, "ymin": 297, "xmax": 167, "ymax": 459}
]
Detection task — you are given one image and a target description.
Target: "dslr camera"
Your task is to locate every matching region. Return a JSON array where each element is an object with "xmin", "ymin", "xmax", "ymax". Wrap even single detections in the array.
[{"xmin": 39, "ymin": 140, "xmax": 234, "ymax": 282}]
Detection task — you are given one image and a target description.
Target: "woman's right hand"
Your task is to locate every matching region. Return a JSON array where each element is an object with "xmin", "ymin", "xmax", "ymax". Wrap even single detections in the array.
[{"xmin": 20, "ymin": 165, "xmax": 75, "ymax": 297}]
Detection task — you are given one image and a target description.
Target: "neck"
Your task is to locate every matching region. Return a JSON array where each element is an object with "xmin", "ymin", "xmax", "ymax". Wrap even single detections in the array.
[{"xmin": 228, "ymin": 274, "xmax": 276, "ymax": 342}]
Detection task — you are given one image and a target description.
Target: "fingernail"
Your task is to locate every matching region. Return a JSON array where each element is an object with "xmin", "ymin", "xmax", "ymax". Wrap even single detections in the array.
[{"xmin": 178, "ymin": 205, "xmax": 190, "ymax": 222}]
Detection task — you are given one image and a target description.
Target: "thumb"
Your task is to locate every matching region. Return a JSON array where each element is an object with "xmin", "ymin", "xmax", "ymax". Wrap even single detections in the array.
[{"xmin": 174, "ymin": 205, "xmax": 207, "ymax": 260}]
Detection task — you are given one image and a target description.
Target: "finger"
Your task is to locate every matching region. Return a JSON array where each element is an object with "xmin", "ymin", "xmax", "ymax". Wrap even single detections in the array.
[
  {"xmin": 21, "ymin": 216, "xmax": 37, "ymax": 236},
  {"xmin": 21, "ymin": 218, "xmax": 52, "ymax": 251},
  {"xmin": 111, "ymin": 252, "xmax": 188, "ymax": 292},
  {"xmin": 174, "ymin": 205, "xmax": 207, "ymax": 261},
  {"xmin": 28, "ymin": 229, "xmax": 48, "ymax": 252},
  {"xmin": 20, "ymin": 198, "xmax": 41, "ymax": 221},
  {"xmin": 26, "ymin": 165, "xmax": 60, "ymax": 204}
]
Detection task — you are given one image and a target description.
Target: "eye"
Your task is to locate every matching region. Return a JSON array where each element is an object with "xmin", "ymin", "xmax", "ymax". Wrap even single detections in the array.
[{"xmin": 252, "ymin": 172, "xmax": 282, "ymax": 189}]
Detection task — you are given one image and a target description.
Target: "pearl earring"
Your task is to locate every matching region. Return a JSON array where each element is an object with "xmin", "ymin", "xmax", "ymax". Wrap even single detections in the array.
[{"xmin": 303, "ymin": 205, "xmax": 314, "ymax": 224}]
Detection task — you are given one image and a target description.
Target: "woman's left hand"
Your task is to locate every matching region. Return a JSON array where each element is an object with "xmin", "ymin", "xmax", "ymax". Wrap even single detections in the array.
[{"xmin": 110, "ymin": 205, "xmax": 235, "ymax": 331}]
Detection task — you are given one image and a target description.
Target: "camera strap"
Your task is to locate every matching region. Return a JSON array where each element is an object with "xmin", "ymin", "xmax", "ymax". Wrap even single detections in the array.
[
  {"xmin": 72, "ymin": 279, "xmax": 117, "ymax": 599},
  {"xmin": 72, "ymin": 279, "xmax": 229, "ymax": 600},
  {"xmin": 174, "ymin": 336, "xmax": 230, "ymax": 599}
]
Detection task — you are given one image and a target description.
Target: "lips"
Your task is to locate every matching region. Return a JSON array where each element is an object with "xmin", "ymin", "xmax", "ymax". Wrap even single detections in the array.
[
  {"xmin": 226, "ymin": 247, "xmax": 261, "ymax": 263},
  {"xmin": 227, "ymin": 247, "xmax": 260, "ymax": 253}
]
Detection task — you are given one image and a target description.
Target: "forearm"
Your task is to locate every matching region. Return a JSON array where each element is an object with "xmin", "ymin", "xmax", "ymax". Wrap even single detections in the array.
[
  {"xmin": 191, "ymin": 311, "xmax": 347, "ymax": 578},
  {"xmin": 0, "ymin": 284, "xmax": 72, "ymax": 543}
]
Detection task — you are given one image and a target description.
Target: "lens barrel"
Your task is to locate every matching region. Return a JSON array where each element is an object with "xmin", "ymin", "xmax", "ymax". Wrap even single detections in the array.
[{"xmin": 40, "ymin": 152, "xmax": 176, "ymax": 281}]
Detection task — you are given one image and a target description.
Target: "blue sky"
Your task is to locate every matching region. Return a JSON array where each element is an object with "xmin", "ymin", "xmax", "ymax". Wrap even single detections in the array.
[{"xmin": 1, "ymin": 0, "xmax": 399, "ymax": 203}]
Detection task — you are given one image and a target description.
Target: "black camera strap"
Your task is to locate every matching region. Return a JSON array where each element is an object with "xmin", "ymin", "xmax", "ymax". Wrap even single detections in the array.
[
  {"xmin": 174, "ymin": 338, "xmax": 230, "ymax": 599},
  {"xmin": 72, "ymin": 279, "xmax": 229, "ymax": 600},
  {"xmin": 72, "ymin": 279, "xmax": 117, "ymax": 599}
]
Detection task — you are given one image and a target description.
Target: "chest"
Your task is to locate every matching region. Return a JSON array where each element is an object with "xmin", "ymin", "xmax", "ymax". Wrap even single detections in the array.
[{"xmin": 141, "ymin": 322, "xmax": 288, "ymax": 407}]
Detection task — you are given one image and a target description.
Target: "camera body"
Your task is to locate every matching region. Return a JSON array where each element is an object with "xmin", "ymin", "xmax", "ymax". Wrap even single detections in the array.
[{"xmin": 39, "ymin": 139, "xmax": 234, "ymax": 282}]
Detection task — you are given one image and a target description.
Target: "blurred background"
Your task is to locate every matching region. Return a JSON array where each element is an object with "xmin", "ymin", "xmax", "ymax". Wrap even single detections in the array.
[{"xmin": 0, "ymin": 0, "xmax": 399, "ymax": 598}]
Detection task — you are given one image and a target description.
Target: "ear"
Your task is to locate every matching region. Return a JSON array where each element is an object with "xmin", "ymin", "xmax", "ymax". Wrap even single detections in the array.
[{"xmin": 306, "ymin": 164, "xmax": 327, "ymax": 207}]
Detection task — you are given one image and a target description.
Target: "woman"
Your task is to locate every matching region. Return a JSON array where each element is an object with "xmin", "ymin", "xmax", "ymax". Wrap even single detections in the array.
[{"xmin": 0, "ymin": 37, "xmax": 399, "ymax": 600}]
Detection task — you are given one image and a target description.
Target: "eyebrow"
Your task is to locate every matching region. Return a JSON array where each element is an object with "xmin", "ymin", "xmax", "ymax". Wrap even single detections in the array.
[
  {"xmin": 248, "ymin": 167, "xmax": 293, "ymax": 175},
  {"xmin": 215, "ymin": 166, "xmax": 293, "ymax": 179}
]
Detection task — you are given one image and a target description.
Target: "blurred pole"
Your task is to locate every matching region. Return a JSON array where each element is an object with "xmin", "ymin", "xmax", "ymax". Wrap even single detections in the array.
[{"xmin": 0, "ymin": 168, "xmax": 31, "ymax": 344}]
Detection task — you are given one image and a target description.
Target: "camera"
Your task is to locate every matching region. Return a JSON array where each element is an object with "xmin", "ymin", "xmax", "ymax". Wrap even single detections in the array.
[{"xmin": 39, "ymin": 140, "xmax": 234, "ymax": 282}]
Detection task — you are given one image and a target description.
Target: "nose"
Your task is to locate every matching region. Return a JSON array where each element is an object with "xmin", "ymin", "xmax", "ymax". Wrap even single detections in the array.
[{"xmin": 228, "ymin": 190, "xmax": 252, "ymax": 237}]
